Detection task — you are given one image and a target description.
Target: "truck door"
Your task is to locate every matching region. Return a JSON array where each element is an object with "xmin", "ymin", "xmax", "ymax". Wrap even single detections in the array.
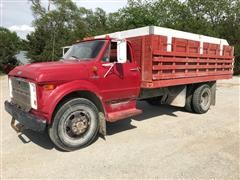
[{"xmin": 98, "ymin": 40, "xmax": 141, "ymax": 103}]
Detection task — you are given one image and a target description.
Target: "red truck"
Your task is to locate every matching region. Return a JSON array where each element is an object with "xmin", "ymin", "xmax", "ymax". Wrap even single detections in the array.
[{"xmin": 5, "ymin": 26, "xmax": 234, "ymax": 151}]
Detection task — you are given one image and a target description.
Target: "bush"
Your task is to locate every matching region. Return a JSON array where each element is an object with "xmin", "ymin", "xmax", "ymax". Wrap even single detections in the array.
[
  {"xmin": 233, "ymin": 56, "xmax": 240, "ymax": 75},
  {"xmin": 0, "ymin": 27, "xmax": 20, "ymax": 74}
]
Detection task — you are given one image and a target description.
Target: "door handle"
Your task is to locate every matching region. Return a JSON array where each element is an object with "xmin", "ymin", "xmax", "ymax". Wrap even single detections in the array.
[
  {"xmin": 102, "ymin": 63, "xmax": 114, "ymax": 67},
  {"xmin": 130, "ymin": 67, "xmax": 140, "ymax": 71}
]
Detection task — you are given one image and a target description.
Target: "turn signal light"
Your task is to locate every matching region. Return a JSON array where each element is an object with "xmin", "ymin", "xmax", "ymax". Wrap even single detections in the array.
[
  {"xmin": 92, "ymin": 66, "xmax": 98, "ymax": 72},
  {"xmin": 43, "ymin": 84, "xmax": 56, "ymax": 90}
]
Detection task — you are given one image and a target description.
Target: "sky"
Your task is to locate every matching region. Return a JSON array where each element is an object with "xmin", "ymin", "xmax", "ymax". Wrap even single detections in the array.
[{"xmin": 0, "ymin": 0, "xmax": 128, "ymax": 39}]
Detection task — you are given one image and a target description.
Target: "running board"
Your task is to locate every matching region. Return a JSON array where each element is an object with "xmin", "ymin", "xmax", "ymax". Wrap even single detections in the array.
[{"xmin": 107, "ymin": 108, "xmax": 142, "ymax": 122}]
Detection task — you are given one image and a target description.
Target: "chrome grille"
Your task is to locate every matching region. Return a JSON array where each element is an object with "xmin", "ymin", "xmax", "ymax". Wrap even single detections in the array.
[{"xmin": 11, "ymin": 77, "xmax": 31, "ymax": 111}]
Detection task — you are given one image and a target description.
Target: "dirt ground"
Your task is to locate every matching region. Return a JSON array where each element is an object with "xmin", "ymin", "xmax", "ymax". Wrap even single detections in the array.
[{"xmin": 0, "ymin": 75, "xmax": 239, "ymax": 179}]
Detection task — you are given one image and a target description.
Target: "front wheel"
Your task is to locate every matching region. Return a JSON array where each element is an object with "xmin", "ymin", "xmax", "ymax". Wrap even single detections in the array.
[{"xmin": 48, "ymin": 98, "xmax": 99, "ymax": 151}]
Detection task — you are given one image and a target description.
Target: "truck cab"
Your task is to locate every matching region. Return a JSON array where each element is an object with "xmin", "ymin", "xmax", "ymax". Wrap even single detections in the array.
[{"xmin": 5, "ymin": 37, "xmax": 142, "ymax": 151}]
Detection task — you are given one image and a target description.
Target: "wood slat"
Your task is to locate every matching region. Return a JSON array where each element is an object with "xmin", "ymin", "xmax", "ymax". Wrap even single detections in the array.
[
  {"xmin": 153, "ymin": 57, "xmax": 233, "ymax": 63},
  {"xmin": 153, "ymin": 50, "xmax": 234, "ymax": 59},
  {"xmin": 153, "ymin": 71, "xmax": 232, "ymax": 80},
  {"xmin": 153, "ymin": 64, "xmax": 233, "ymax": 70}
]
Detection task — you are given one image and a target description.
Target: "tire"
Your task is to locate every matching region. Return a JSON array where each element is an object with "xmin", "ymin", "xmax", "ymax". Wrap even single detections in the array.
[
  {"xmin": 48, "ymin": 98, "xmax": 99, "ymax": 151},
  {"xmin": 146, "ymin": 96, "xmax": 163, "ymax": 106},
  {"xmin": 192, "ymin": 84, "xmax": 212, "ymax": 114}
]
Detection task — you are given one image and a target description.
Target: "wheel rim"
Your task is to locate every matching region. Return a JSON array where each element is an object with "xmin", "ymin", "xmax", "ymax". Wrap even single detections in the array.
[
  {"xmin": 58, "ymin": 104, "xmax": 97, "ymax": 146},
  {"xmin": 200, "ymin": 89, "xmax": 211, "ymax": 111},
  {"xmin": 64, "ymin": 110, "xmax": 91, "ymax": 139}
]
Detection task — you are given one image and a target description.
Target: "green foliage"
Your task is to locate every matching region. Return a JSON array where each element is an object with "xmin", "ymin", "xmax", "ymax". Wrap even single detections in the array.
[
  {"xmin": 26, "ymin": 0, "xmax": 79, "ymax": 62},
  {"xmin": 0, "ymin": 27, "xmax": 20, "ymax": 73},
  {"xmin": 26, "ymin": 0, "xmax": 240, "ymax": 74}
]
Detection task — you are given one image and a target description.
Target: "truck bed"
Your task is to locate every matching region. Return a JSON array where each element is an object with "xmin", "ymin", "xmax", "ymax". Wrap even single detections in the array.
[{"xmin": 95, "ymin": 26, "xmax": 234, "ymax": 88}]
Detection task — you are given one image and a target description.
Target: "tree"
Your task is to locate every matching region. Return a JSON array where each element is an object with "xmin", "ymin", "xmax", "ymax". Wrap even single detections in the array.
[
  {"xmin": 27, "ymin": 0, "xmax": 108, "ymax": 62},
  {"xmin": 26, "ymin": 0, "xmax": 80, "ymax": 62},
  {"xmin": 106, "ymin": 0, "xmax": 155, "ymax": 32},
  {"xmin": 0, "ymin": 27, "xmax": 20, "ymax": 73},
  {"xmin": 184, "ymin": 0, "xmax": 240, "ymax": 74}
]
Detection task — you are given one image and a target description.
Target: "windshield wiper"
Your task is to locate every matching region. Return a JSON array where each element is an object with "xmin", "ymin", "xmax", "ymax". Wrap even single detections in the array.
[{"xmin": 70, "ymin": 56, "xmax": 78, "ymax": 59}]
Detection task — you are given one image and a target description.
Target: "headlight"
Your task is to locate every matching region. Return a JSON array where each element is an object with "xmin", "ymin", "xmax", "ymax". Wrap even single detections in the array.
[
  {"xmin": 8, "ymin": 78, "xmax": 13, "ymax": 98},
  {"xmin": 29, "ymin": 82, "xmax": 37, "ymax": 110}
]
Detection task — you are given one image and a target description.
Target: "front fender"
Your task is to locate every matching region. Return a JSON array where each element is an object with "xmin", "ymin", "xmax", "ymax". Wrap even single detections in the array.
[{"xmin": 41, "ymin": 80, "xmax": 103, "ymax": 123}]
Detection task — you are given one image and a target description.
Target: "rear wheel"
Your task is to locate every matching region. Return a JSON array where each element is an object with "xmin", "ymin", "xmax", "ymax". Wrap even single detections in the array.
[
  {"xmin": 48, "ymin": 98, "xmax": 99, "ymax": 151},
  {"xmin": 192, "ymin": 84, "xmax": 212, "ymax": 114}
]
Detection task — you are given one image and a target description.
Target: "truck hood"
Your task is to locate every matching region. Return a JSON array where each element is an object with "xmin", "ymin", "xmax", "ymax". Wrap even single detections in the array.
[{"xmin": 9, "ymin": 60, "xmax": 92, "ymax": 83}]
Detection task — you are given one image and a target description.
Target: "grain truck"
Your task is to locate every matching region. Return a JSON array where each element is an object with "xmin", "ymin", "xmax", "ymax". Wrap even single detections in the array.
[{"xmin": 5, "ymin": 26, "xmax": 234, "ymax": 151}]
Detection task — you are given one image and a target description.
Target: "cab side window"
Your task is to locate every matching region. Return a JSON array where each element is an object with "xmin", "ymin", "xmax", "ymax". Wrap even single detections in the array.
[
  {"xmin": 127, "ymin": 43, "xmax": 132, "ymax": 62},
  {"xmin": 102, "ymin": 44, "xmax": 110, "ymax": 62},
  {"xmin": 109, "ymin": 42, "xmax": 117, "ymax": 63},
  {"xmin": 101, "ymin": 42, "xmax": 117, "ymax": 62},
  {"xmin": 102, "ymin": 41, "xmax": 132, "ymax": 63}
]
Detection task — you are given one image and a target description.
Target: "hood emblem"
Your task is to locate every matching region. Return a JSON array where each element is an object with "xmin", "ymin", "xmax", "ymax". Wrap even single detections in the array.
[{"xmin": 17, "ymin": 71, "xmax": 22, "ymax": 75}]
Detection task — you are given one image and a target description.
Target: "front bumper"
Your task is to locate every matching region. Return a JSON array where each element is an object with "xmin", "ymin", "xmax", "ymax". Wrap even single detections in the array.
[{"xmin": 4, "ymin": 101, "xmax": 46, "ymax": 132}]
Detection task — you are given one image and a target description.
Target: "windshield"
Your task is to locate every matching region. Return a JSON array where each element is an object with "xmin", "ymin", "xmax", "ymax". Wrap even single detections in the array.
[{"xmin": 63, "ymin": 40, "xmax": 106, "ymax": 60}]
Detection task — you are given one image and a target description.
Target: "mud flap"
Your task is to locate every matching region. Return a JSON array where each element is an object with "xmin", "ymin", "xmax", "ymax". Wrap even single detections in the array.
[
  {"xmin": 209, "ymin": 81, "xmax": 216, "ymax": 105},
  {"xmin": 99, "ymin": 112, "xmax": 106, "ymax": 138},
  {"xmin": 165, "ymin": 85, "xmax": 187, "ymax": 107}
]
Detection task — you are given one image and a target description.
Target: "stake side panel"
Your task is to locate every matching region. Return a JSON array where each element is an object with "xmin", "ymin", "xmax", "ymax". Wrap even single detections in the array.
[{"xmin": 127, "ymin": 35, "xmax": 234, "ymax": 88}]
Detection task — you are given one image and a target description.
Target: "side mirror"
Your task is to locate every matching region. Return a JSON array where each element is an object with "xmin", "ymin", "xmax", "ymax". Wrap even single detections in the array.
[{"xmin": 117, "ymin": 40, "xmax": 127, "ymax": 63}]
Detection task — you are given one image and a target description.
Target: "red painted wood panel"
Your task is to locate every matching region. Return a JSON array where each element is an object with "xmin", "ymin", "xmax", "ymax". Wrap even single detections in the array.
[
  {"xmin": 127, "ymin": 34, "xmax": 234, "ymax": 88},
  {"xmin": 141, "ymin": 74, "xmax": 232, "ymax": 88}
]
